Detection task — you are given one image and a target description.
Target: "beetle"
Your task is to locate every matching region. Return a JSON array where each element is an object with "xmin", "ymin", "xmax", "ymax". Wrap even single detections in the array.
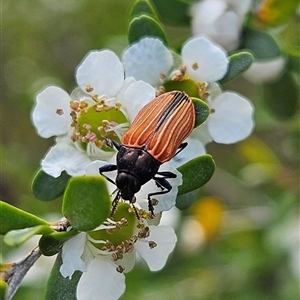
[{"xmin": 99, "ymin": 90, "xmax": 195, "ymax": 216}]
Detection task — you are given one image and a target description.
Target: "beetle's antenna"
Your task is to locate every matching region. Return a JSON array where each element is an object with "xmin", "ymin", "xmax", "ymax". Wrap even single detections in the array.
[{"xmin": 110, "ymin": 191, "xmax": 140, "ymax": 220}]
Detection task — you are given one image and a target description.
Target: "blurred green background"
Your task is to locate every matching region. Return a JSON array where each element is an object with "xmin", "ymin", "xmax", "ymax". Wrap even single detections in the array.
[{"xmin": 1, "ymin": 0, "xmax": 299, "ymax": 299}]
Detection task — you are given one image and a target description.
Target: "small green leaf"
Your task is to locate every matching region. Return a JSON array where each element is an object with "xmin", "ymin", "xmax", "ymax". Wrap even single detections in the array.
[
  {"xmin": 32, "ymin": 169, "xmax": 70, "ymax": 201},
  {"xmin": 62, "ymin": 176, "xmax": 111, "ymax": 232},
  {"xmin": 220, "ymin": 51, "xmax": 254, "ymax": 84},
  {"xmin": 288, "ymin": 51, "xmax": 300, "ymax": 74},
  {"xmin": 151, "ymin": 0, "xmax": 189, "ymax": 26},
  {"xmin": 129, "ymin": 0, "xmax": 159, "ymax": 20},
  {"xmin": 192, "ymin": 98, "xmax": 210, "ymax": 128},
  {"xmin": 263, "ymin": 70, "xmax": 299, "ymax": 120},
  {"xmin": 128, "ymin": 15, "xmax": 168, "ymax": 45},
  {"xmin": 39, "ymin": 230, "xmax": 78, "ymax": 256},
  {"xmin": 176, "ymin": 189, "xmax": 199, "ymax": 210},
  {"xmin": 0, "ymin": 280, "xmax": 7, "ymax": 300},
  {"xmin": 0, "ymin": 201, "xmax": 49, "ymax": 235},
  {"xmin": 177, "ymin": 155, "xmax": 215, "ymax": 195},
  {"xmin": 45, "ymin": 252, "xmax": 81, "ymax": 300},
  {"xmin": 242, "ymin": 28, "xmax": 281, "ymax": 59},
  {"xmin": 4, "ymin": 225, "xmax": 54, "ymax": 246}
]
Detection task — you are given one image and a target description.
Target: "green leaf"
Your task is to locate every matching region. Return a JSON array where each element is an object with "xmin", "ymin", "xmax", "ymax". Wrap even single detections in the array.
[
  {"xmin": 128, "ymin": 15, "xmax": 168, "ymax": 45},
  {"xmin": 192, "ymin": 98, "xmax": 210, "ymax": 128},
  {"xmin": 45, "ymin": 252, "xmax": 81, "ymax": 300},
  {"xmin": 62, "ymin": 176, "xmax": 111, "ymax": 231},
  {"xmin": 0, "ymin": 201, "xmax": 48, "ymax": 235},
  {"xmin": 241, "ymin": 28, "xmax": 281, "ymax": 59},
  {"xmin": 176, "ymin": 189, "xmax": 199, "ymax": 210},
  {"xmin": 177, "ymin": 155, "xmax": 215, "ymax": 195},
  {"xmin": 32, "ymin": 169, "xmax": 70, "ymax": 201},
  {"xmin": 263, "ymin": 70, "xmax": 299, "ymax": 120},
  {"xmin": 151, "ymin": 0, "xmax": 190, "ymax": 26},
  {"xmin": 220, "ymin": 52, "xmax": 254, "ymax": 84},
  {"xmin": 129, "ymin": 0, "xmax": 159, "ymax": 20},
  {"xmin": 288, "ymin": 51, "xmax": 300, "ymax": 74},
  {"xmin": 39, "ymin": 230, "xmax": 78, "ymax": 256},
  {"xmin": 0, "ymin": 280, "xmax": 7, "ymax": 300},
  {"xmin": 4, "ymin": 225, "xmax": 54, "ymax": 247}
]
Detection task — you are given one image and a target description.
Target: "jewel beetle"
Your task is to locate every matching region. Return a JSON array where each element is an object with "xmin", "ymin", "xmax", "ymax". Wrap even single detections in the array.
[{"xmin": 99, "ymin": 90, "xmax": 195, "ymax": 215}]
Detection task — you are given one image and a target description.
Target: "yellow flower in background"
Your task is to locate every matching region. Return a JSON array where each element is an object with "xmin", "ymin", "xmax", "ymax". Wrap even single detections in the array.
[{"xmin": 193, "ymin": 196, "xmax": 226, "ymax": 241}]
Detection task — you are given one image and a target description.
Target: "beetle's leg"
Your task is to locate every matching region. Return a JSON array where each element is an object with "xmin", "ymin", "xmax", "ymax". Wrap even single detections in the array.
[
  {"xmin": 155, "ymin": 171, "xmax": 177, "ymax": 190},
  {"xmin": 111, "ymin": 190, "xmax": 121, "ymax": 216},
  {"xmin": 148, "ymin": 176, "xmax": 173, "ymax": 215},
  {"xmin": 99, "ymin": 164, "xmax": 117, "ymax": 185},
  {"xmin": 104, "ymin": 138, "xmax": 121, "ymax": 150},
  {"xmin": 156, "ymin": 171, "xmax": 177, "ymax": 178},
  {"xmin": 174, "ymin": 142, "xmax": 188, "ymax": 157},
  {"xmin": 131, "ymin": 204, "xmax": 140, "ymax": 220}
]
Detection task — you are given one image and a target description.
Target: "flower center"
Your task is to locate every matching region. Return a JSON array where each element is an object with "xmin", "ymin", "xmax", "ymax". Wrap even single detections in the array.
[
  {"xmin": 88, "ymin": 203, "xmax": 154, "ymax": 264},
  {"xmin": 69, "ymin": 100, "xmax": 128, "ymax": 152},
  {"xmin": 164, "ymin": 78, "xmax": 199, "ymax": 98},
  {"xmin": 88, "ymin": 203, "xmax": 137, "ymax": 250},
  {"xmin": 164, "ymin": 75, "xmax": 210, "ymax": 100}
]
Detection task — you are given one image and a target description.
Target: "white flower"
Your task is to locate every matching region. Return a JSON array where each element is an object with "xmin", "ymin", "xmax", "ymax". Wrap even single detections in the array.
[
  {"xmin": 123, "ymin": 37, "xmax": 254, "ymax": 153},
  {"xmin": 191, "ymin": 83, "xmax": 254, "ymax": 145},
  {"xmin": 122, "ymin": 36, "xmax": 228, "ymax": 88},
  {"xmin": 60, "ymin": 218, "xmax": 177, "ymax": 300},
  {"xmin": 32, "ymin": 50, "xmax": 156, "ymax": 177},
  {"xmin": 122, "ymin": 36, "xmax": 230, "ymax": 162},
  {"xmin": 190, "ymin": 0, "xmax": 252, "ymax": 52}
]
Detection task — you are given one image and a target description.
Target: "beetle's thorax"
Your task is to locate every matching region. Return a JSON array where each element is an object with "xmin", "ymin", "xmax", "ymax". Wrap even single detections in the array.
[{"xmin": 116, "ymin": 145, "xmax": 161, "ymax": 186}]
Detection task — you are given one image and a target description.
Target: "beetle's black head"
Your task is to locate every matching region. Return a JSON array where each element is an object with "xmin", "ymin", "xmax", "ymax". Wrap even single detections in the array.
[{"xmin": 116, "ymin": 172, "xmax": 141, "ymax": 202}]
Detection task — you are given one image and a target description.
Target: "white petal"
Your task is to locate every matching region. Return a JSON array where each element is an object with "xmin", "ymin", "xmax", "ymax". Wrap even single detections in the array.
[
  {"xmin": 191, "ymin": 0, "xmax": 227, "ymax": 34},
  {"xmin": 136, "ymin": 164, "xmax": 182, "ymax": 214},
  {"xmin": 42, "ymin": 143, "xmax": 92, "ymax": 177},
  {"xmin": 227, "ymin": 0, "xmax": 252, "ymax": 19},
  {"xmin": 118, "ymin": 252, "xmax": 136, "ymax": 273},
  {"xmin": 191, "ymin": 0, "xmax": 251, "ymax": 52},
  {"xmin": 213, "ymin": 11, "xmax": 240, "ymax": 52},
  {"xmin": 60, "ymin": 233, "xmax": 87, "ymax": 278},
  {"xmin": 191, "ymin": 123, "xmax": 213, "ymax": 146},
  {"xmin": 170, "ymin": 137, "xmax": 206, "ymax": 168},
  {"xmin": 190, "ymin": 1, "xmax": 240, "ymax": 52},
  {"xmin": 122, "ymin": 37, "xmax": 173, "ymax": 87},
  {"xmin": 208, "ymin": 82, "xmax": 223, "ymax": 99},
  {"xmin": 32, "ymin": 86, "xmax": 72, "ymax": 138},
  {"xmin": 85, "ymin": 159, "xmax": 117, "ymax": 194},
  {"xmin": 243, "ymin": 56, "xmax": 286, "ymax": 83},
  {"xmin": 208, "ymin": 91, "xmax": 254, "ymax": 144},
  {"xmin": 181, "ymin": 37, "xmax": 228, "ymax": 82},
  {"xmin": 135, "ymin": 225, "xmax": 177, "ymax": 271},
  {"xmin": 76, "ymin": 50, "xmax": 124, "ymax": 97},
  {"xmin": 77, "ymin": 257, "xmax": 125, "ymax": 300},
  {"xmin": 122, "ymin": 80, "xmax": 156, "ymax": 122},
  {"xmin": 115, "ymin": 77, "xmax": 136, "ymax": 105},
  {"xmin": 159, "ymin": 206, "xmax": 181, "ymax": 229}
]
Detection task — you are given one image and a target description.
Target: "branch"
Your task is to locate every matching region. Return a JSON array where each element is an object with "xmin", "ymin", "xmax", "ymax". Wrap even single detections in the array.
[
  {"xmin": 2, "ymin": 217, "xmax": 70, "ymax": 299},
  {"xmin": 4, "ymin": 246, "xmax": 42, "ymax": 300}
]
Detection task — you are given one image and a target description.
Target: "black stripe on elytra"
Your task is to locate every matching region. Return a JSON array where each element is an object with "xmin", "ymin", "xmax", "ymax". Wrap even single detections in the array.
[{"xmin": 154, "ymin": 91, "xmax": 190, "ymax": 132}]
